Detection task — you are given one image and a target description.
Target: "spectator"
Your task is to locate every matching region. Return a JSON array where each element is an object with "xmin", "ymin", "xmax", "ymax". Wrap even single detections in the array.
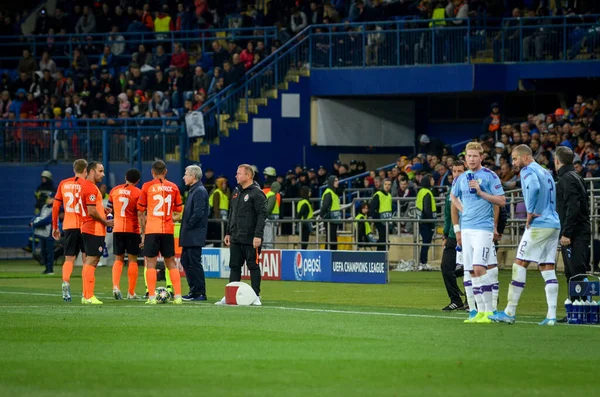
[
  {"xmin": 92, "ymin": 46, "xmax": 116, "ymax": 73},
  {"xmin": 126, "ymin": 65, "xmax": 148, "ymax": 92},
  {"xmin": 193, "ymin": 66, "xmax": 209, "ymax": 93},
  {"xmin": 152, "ymin": 45, "xmax": 170, "ymax": 72},
  {"xmin": 148, "ymin": 91, "xmax": 170, "ymax": 116},
  {"xmin": 71, "ymin": 48, "xmax": 90, "ymax": 76},
  {"xmin": 176, "ymin": 3, "xmax": 193, "ymax": 31},
  {"xmin": 152, "ymin": 69, "xmax": 169, "ymax": 92},
  {"xmin": 75, "ymin": 6, "xmax": 97, "ymax": 34},
  {"xmin": 35, "ymin": 8, "xmax": 51, "ymax": 35},
  {"xmin": 117, "ymin": 93, "xmax": 131, "ymax": 114},
  {"xmin": 107, "ymin": 26, "xmax": 126, "ymax": 58},
  {"xmin": 18, "ymin": 49, "xmax": 37, "ymax": 77},
  {"xmin": 0, "ymin": 90, "xmax": 12, "ymax": 118},
  {"xmin": 140, "ymin": 6, "xmax": 155, "ymax": 31},
  {"xmin": 133, "ymin": 44, "xmax": 152, "ymax": 67},
  {"xmin": 154, "ymin": 5, "xmax": 174, "ymax": 38},
  {"xmin": 310, "ymin": 2, "xmax": 324, "ymax": 24},
  {"xmin": 211, "ymin": 41, "xmax": 228, "ymax": 69},
  {"xmin": 290, "ymin": 8, "xmax": 308, "ymax": 34},
  {"xmin": 21, "ymin": 92, "xmax": 38, "ymax": 117},
  {"xmin": 170, "ymin": 43, "xmax": 189, "ymax": 69},
  {"xmin": 30, "ymin": 192, "xmax": 55, "ymax": 275},
  {"xmin": 240, "ymin": 41, "xmax": 255, "ymax": 71},
  {"xmin": 483, "ymin": 102, "xmax": 502, "ymax": 139},
  {"xmin": 34, "ymin": 170, "xmax": 55, "ymax": 215},
  {"xmin": 38, "ymin": 52, "xmax": 56, "ymax": 78},
  {"xmin": 227, "ymin": 41, "xmax": 242, "ymax": 58},
  {"xmin": 51, "ymin": 7, "xmax": 68, "ymax": 33},
  {"xmin": 9, "ymin": 89, "xmax": 26, "ymax": 117},
  {"xmin": 97, "ymin": 3, "xmax": 115, "ymax": 33},
  {"xmin": 416, "ymin": 173, "xmax": 436, "ymax": 267}
]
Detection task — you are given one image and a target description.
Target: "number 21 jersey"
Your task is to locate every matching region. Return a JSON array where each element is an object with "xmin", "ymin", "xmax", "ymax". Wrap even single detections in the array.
[{"xmin": 137, "ymin": 179, "xmax": 182, "ymax": 235}]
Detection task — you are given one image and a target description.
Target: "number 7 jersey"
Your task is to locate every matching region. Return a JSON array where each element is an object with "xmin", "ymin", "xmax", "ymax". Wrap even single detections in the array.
[
  {"xmin": 137, "ymin": 178, "xmax": 183, "ymax": 234},
  {"xmin": 109, "ymin": 184, "xmax": 142, "ymax": 233}
]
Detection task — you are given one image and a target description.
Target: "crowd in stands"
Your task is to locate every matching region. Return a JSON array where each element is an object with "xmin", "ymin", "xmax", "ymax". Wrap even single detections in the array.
[{"xmin": 0, "ymin": 1, "xmax": 599, "ymax": 163}]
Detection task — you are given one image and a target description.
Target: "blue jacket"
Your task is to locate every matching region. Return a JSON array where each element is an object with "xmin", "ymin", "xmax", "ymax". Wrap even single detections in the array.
[{"xmin": 179, "ymin": 181, "xmax": 209, "ymax": 247}]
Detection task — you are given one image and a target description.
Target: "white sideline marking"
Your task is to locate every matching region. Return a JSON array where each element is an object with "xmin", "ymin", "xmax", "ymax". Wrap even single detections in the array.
[{"xmin": 0, "ymin": 290, "xmax": 596, "ymax": 328}]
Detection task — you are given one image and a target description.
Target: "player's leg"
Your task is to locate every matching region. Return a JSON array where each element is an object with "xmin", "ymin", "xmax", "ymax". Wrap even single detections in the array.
[
  {"xmin": 471, "ymin": 231, "xmax": 494, "ymax": 323},
  {"xmin": 461, "ymin": 230, "xmax": 479, "ymax": 322},
  {"xmin": 495, "ymin": 229, "xmax": 536, "ymax": 322},
  {"xmin": 144, "ymin": 234, "xmax": 160, "ymax": 303},
  {"xmin": 440, "ymin": 237, "xmax": 462, "ymax": 310},
  {"xmin": 165, "ymin": 260, "xmax": 173, "ymax": 295},
  {"xmin": 487, "ymin": 245, "xmax": 499, "ymax": 312},
  {"xmin": 538, "ymin": 229, "xmax": 560, "ymax": 325},
  {"xmin": 61, "ymin": 230, "xmax": 80, "ymax": 302},
  {"xmin": 160, "ymin": 234, "xmax": 182, "ymax": 304},
  {"xmin": 112, "ymin": 233, "xmax": 126, "ymax": 299},
  {"xmin": 81, "ymin": 233, "xmax": 103, "ymax": 304},
  {"xmin": 126, "ymin": 233, "xmax": 141, "ymax": 299}
]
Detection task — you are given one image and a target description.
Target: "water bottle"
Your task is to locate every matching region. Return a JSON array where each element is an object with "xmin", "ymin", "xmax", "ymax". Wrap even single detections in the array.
[
  {"xmin": 570, "ymin": 300, "xmax": 581, "ymax": 324},
  {"xmin": 592, "ymin": 301, "xmax": 600, "ymax": 324},
  {"xmin": 102, "ymin": 242, "xmax": 109, "ymax": 258},
  {"xmin": 456, "ymin": 245, "xmax": 462, "ymax": 252},
  {"xmin": 565, "ymin": 298, "xmax": 573, "ymax": 323},
  {"xmin": 466, "ymin": 171, "xmax": 477, "ymax": 194},
  {"xmin": 106, "ymin": 213, "xmax": 113, "ymax": 233},
  {"xmin": 583, "ymin": 300, "xmax": 590, "ymax": 324}
]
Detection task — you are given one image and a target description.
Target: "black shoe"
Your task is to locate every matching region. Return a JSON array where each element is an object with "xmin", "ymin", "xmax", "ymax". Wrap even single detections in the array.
[
  {"xmin": 42, "ymin": 270, "xmax": 54, "ymax": 275},
  {"xmin": 442, "ymin": 302, "xmax": 462, "ymax": 311},
  {"xmin": 144, "ymin": 291, "xmax": 149, "ymax": 299},
  {"xmin": 557, "ymin": 316, "xmax": 568, "ymax": 323},
  {"xmin": 22, "ymin": 246, "xmax": 32, "ymax": 253}
]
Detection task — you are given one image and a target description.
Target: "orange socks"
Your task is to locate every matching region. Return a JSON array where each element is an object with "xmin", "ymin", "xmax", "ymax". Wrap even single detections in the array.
[
  {"xmin": 127, "ymin": 263, "xmax": 138, "ymax": 295},
  {"xmin": 82, "ymin": 265, "xmax": 96, "ymax": 299},
  {"xmin": 147, "ymin": 268, "xmax": 157, "ymax": 298},
  {"xmin": 62, "ymin": 261, "xmax": 74, "ymax": 283},
  {"xmin": 112, "ymin": 260, "xmax": 124, "ymax": 289},
  {"xmin": 169, "ymin": 268, "xmax": 182, "ymax": 297}
]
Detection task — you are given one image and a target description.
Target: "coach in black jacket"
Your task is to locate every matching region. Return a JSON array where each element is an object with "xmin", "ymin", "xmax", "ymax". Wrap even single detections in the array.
[
  {"xmin": 180, "ymin": 165, "xmax": 209, "ymax": 301},
  {"xmin": 554, "ymin": 147, "xmax": 591, "ymax": 305},
  {"xmin": 223, "ymin": 164, "xmax": 267, "ymax": 300}
]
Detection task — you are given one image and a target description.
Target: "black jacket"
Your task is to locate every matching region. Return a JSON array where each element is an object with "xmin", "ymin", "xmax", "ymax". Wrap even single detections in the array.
[
  {"xmin": 556, "ymin": 164, "xmax": 590, "ymax": 239},
  {"xmin": 226, "ymin": 182, "xmax": 267, "ymax": 245},
  {"xmin": 179, "ymin": 182, "xmax": 209, "ymax": 247}
]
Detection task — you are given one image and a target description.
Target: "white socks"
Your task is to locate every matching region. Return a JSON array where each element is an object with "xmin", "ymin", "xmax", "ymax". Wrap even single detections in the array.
[
  {"xmin": 505, "ymin": 264, "xmax": 526, "ymax": 317},
  {"xmin": 463, "ymin": 271, "xmax": 476, "ymax": 312},
  {"xmin": 480, "ymin": 273, "xmax": 494, "ymax": 313},
  {"xmin": 541, "ymin": 269, "xmax": 559, "ymax": 319},
  {"xmin": 471, "ymin": 275, "xmax": 485, "ymax": 313},
  {"xmin": 487, "ymin": 266, "xmax": 499, "ymax": 312}
]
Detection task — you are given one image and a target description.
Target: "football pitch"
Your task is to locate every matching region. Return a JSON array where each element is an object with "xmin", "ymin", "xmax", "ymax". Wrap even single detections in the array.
[{"xmin": 0, "ymin": 261, "xmax": 598, "ymax": 397}]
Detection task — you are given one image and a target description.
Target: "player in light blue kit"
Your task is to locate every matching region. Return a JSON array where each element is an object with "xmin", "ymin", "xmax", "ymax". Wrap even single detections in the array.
[
  {"xmin": 490, "ymin": 145, "xmax": 560, "ymax": 326},
  {"xmin": 451, "ymin": 142, "xmax": 506, "ymax": 324}
]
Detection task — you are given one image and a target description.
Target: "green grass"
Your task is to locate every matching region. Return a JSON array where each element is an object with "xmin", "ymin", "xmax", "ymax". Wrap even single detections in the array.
[{"xmin": 0, "ymin": 260, "xmax": 598, "ymax": 397}]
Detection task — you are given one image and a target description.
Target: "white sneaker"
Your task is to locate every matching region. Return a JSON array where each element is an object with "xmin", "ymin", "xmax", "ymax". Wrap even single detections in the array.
[
  {"xmin": 252, "ymin": 296, "xmax": 262, "ymax": 306},
  {"xmin": 127, "ymin": 293, "xmax": 139, "ymax": 300},
  {"xmin": 62, "ymin": 281, "xmax": 71, "ymax": 302},
  {"xmin": 214, "ymin": 296, "xmax": 226, "ymax": 305},
  {"xmin": 113, "ymin": 288, "xmax": 122, "ymax": 300}
]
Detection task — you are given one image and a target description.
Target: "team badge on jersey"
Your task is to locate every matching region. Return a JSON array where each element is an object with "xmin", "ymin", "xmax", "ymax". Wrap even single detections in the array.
[
  {"xmin": 244, "ymin": 194, "xmax": 249, "ymax": 202},
  {"xmin": 89, "ymin": 194, "xmax": 96, "ymax": 201}
]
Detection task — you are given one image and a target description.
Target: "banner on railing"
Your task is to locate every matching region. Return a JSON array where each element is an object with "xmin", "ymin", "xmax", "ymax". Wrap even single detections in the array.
[
  {"xmin": 242, "ymin": 249, "xmax": 282, "ymax": 281},
  {"xmin": 185, "ymin": 112, "xmax": 205, "ymax": 137}
]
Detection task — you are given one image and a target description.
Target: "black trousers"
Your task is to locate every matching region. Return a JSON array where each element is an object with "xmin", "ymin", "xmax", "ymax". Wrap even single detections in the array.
[
  {"xmin": 328, "ymin": 223, "xmax": 338, "ymax": 251},
  {"xmin": 419, "ymin": 224, "xmax": 434, "ymax": 264},
  {"xmin": 375, "ymin": 222, "xmax": 387, "ymax": 252},
  {"xmin": 561, "ymin": 234, "xmax": 590, "ymax": 300},
  {"xmin": 300, "ymin": 224, "xmax": 310, "ymax": 250},
  {"xmin": 229, "ymin": 243, "xmax": 261, "ymax": 295},
  {"xmin": 441, "ymin": 237, "xmax": 462, "ymax": 305},
  {"xmin": 181, "ymin": 247, "xmax": 206, "ymax": 297}
]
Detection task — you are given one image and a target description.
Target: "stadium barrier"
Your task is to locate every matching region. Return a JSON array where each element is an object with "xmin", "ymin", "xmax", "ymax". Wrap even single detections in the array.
[{"xmin": 169, "ymin": 246, "xmax": 388, "ymax": 285}]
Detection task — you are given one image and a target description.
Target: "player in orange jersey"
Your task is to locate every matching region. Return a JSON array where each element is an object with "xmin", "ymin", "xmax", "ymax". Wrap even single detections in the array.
[
  {"xmin": 80, "ymin": 161, "xmax": 113, "ymax": 305},
  {"xmin": 52, "ymin": 159, "xmax": 88, "ymax": 302},
  {"xmin": 108, "ymin": 168, "xmax": 142, "ymax": 300},
  {"xmin": 137, "ymin": 160, "xmax": 184, "ymax": 304}
]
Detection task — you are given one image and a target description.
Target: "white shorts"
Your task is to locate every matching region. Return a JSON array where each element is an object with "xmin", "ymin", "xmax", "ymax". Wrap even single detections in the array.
[
  {"xmin": 461, "ymin": 229, "xmax": 494, "ymax": 271},
  {"xmin": 488, "ymin": 244, "xmax": 498, "ymax": 266},
  {"xmin": 517, "ymin": 228, "xmax": 560, "ymax": 264}
]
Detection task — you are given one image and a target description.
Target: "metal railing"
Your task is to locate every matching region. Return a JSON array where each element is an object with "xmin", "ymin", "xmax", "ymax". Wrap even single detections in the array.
[
  {"xmin": 0, "ymin": 26, "xmax": 278, "ymax": 65},
  {"xmin": 0, "ymin": 117, "xmax": 186, "ymax": 176}
]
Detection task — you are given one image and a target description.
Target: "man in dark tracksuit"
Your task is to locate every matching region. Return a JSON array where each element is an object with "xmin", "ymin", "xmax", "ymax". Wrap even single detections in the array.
[
  {"xmin": 218, "ymin": 164, "xmax": 267, "ymax": 305},
  {"xmin": 441, "ymin": 161, "xmax": 465, "ymax": 311},
  {"xmin": 554, "ymin": 147, "xmax": 591, "ymax": 322},
  {"xmin": 180, "ymin": 165, "xmax": 209, "ymax": 301},
  {"xmin": 320, "ymin": 175, "xmax": 341, "ymax": 250}
]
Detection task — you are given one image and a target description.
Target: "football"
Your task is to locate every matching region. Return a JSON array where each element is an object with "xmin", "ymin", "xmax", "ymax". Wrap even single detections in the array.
[{"xmin": 156, "ymin": 287, "xmax": 170, "ymax": 304}]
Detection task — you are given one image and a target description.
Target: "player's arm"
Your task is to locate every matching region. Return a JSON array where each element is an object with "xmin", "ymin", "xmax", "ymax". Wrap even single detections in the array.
[
  {"xmin": 450, "ymin": 197, "xmax": 461, "ymax": 246},
  {"xmin": 138, "ymin": 210, "xmax": 146, "ymax": 235},
  {"xmin": 475, "ymin": 175, "xmax": 506, "ymax": 206},
  {"xmin": 51, "ymin": 182, "xmax": 63, "ymax": 234},
  {"xmin": 523, "ymin": 172, "xmax": 540, "ymax": 215},
  {"xmin": 172, "ymin": 188, "xmax": 183, "ymax": 221},
  {"xmin": 87, "ymin": 205, "xmax": 108, "ymax": 225},
  {"xmin": 493, "ymin": 205, "xmax": 501, "ymax": 241}
]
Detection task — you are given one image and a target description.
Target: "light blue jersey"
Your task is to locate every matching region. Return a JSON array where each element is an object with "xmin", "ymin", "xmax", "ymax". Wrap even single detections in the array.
[
  {"xmin": 451, "ymin": 167, "xmax": 505, "ymax": 232},
  {"xmin": 520, "ymin": 162, "xmax": 560, "ymax": 229}
]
